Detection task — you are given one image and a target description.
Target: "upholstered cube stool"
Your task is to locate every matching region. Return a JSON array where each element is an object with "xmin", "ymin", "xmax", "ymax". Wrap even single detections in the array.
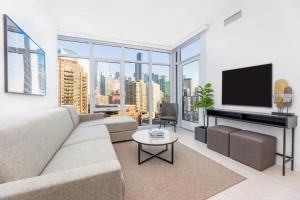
[
  {"xmin": 207, "ymin": 125, "xmax": 241, "ymax": 156},
  {"xmin": 230, "ymin": 130, "xmax": 276, "ymax": 171}
]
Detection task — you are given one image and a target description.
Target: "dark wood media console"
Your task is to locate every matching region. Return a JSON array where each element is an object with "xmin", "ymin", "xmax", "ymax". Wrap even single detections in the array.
[{"xmin": 207, "ymin": 109, "xmax": 297, "ymax": 176}]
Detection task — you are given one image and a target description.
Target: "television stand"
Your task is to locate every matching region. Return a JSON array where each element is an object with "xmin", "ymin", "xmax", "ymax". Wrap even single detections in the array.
[{"xmin": 207, "ymin": 109, "xmax": 298, "ymax": 176}]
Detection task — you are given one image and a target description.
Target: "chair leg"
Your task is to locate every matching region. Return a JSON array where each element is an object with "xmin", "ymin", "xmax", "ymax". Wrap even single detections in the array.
[{"xmin": 174, "ymin": 122, "xmax": 176, "ymax": 132}]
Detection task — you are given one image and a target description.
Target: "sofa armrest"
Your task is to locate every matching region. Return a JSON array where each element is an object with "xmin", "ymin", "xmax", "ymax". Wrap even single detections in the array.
[
  {"xmin": 79, "ymin": 113, "xmax": 105, "ymax": 122},
  {"xmin": 0, "ymin": 160, "xmax": 122, "ymax": 200}
]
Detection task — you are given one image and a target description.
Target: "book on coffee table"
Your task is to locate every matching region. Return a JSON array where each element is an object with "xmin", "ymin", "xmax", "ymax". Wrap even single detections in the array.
[{"xmin": 149, "ymin": 129, "xmax": 165, "ymax": 137}]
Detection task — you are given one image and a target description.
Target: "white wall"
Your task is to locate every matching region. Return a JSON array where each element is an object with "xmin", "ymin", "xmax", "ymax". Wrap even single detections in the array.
[
  {"xmin": 0, "ymin": 0, "xmax": 58, "ymax": 118},
  {"xmin": 206, "ymin": 0, "xmax": 300, "ymax": 170}
]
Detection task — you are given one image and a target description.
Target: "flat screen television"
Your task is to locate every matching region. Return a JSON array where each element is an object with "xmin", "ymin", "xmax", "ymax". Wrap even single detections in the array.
[
  {"xmin": 222, "ymin": 64, "xmax": 272, "ymax": 107},
  {"xmin": 3, "ymin": 15, "xmax": 46, "ymax": 96}
]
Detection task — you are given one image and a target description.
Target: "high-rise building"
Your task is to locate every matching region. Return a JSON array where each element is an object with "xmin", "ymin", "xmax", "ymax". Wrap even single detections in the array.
[
  {"xmin": 182, "ymin": 77, "xmax": 199, "ymax": 122},
  {"xmin": 152, "ymin": 73, "xmax": 159, "ymax": 83},
  {"xmin": 134, "ymin": 52, "xmax": 143, "ymax": 81},
  {"xmin": 125, "ymin": 80, "xmax": 147, "ymax": 113},
  {"xmin": 144, "ymin": 74, "xmax": 149, "ymax": 82},
  {"xmin": 100, "ymin": 74, "xmax": 106, "ymax": 95},
  {"xmin": 151, "ymin": 82, "xmax": 161, "ymax": 115},
  {"xmin": 103, "ymin": 76, "xmax": 120, "ymax": 96},
  {"xmin": 159, "ymin": 75, "xmax": 170, "ymax": 100},
  {"xmin": 115, "ymin": 71, "xmax": 120, "ymax": 80},
  {"xmin": 58, "ymin": 57, "xmax": 88, "ymax": 114},
  {"xmin": 97, "ymin": 62, "xmax": 109, "ymax": 96},
  {"xmin": 183, "ymin": 78, "xmax": 192, "ymax": 96},
  {"xmin": 95, "ymin": 90, "xmax": 108, "ymax": 105}
]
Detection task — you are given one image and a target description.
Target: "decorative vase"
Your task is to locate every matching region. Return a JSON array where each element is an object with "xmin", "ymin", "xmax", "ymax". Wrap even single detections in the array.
[{"xmin": 195, "ymin": 126, "xmax": 207, "ymax": 143}]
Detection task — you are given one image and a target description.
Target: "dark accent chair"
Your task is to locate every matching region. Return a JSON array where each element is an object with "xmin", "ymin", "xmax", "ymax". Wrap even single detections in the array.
[{"xmin": 159, "ymin": 103, "xmax": 178, "ymax": 131}]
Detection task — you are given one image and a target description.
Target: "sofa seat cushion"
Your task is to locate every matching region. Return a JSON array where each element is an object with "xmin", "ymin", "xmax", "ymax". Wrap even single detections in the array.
[
  {"xmin": 42, "ymin": 139, "xmax": 117, "ymax": 175},
  {"xmin": 110, "ymin": 130, "xmax": 136, "ymax": 143},
  {"xmin": 160, "ymin": 116, "xmax": 177, "ymax": 121},
  {"xmin": 63, "ymin": 125, "xmax": 110, "ymax": 147},
  {"xmin": 78, "ymin": 116, "xmax": 138, "ymax": 133}
]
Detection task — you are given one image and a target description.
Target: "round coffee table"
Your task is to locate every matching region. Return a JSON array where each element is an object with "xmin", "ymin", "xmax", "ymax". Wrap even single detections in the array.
[{"xmin": 132, "ymin": 129, "xmax": 178, "ymax": 165}]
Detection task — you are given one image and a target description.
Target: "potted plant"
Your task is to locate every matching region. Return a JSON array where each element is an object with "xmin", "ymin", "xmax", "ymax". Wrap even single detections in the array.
[{"xmin": 194, "ymin": 83, "xmax": 214, "ymax": 143}]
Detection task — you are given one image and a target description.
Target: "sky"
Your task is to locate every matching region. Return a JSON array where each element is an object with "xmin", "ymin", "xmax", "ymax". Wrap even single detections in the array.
[{"xmin": 182, "ymin": 60, "xmax": 199, "ymax": 93}]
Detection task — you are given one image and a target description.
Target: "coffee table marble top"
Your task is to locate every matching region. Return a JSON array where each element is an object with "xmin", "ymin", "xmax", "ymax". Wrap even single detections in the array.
[{"xmin": 132, "ymin": 129, "xmax": 178, "ymax": 146}]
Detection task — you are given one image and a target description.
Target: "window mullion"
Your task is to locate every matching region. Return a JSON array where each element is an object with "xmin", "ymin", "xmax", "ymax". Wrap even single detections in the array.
[
  {"xmin": 89, "ymin": 42, "xmax": 95, "ymax": 113},
  {"xmin": 149, "ymin": 51, "xmax": 153, "ymax": 125},
  {"xmin": 120, "ymin": 46, "xmax": 125, "ymax": 113}
]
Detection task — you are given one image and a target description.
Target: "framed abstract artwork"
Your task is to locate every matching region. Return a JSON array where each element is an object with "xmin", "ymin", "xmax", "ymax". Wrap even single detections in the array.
[{"xmin": 3, "ymin": 15, "xmax": 46, "ymax": 96}]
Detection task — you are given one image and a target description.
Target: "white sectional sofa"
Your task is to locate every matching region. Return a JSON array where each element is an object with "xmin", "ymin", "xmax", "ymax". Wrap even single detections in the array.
[{"xmin": 0, "ymin": 106, "xmax": 137, "ymax": 200}]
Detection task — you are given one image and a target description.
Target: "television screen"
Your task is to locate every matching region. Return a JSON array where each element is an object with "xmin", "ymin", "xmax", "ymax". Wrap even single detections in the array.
[
  {"xmin": 222, "ymin": 64, "xmax": 272, "ymax": 107},
  {"xmin": 4, "ymin": 15, "xmax": 46, "ymax": 95}
]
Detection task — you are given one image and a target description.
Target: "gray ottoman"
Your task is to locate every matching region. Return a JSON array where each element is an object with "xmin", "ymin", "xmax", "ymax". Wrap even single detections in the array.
[
  {"xmin": 207, "ymin": 125, "xmax": 241, "ymax": 156},
  {"xmin": 230, "ymin": 130, "xmax": 276, "ymax": 171}
]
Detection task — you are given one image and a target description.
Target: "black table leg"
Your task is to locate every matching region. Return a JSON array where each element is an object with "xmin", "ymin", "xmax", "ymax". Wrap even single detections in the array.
[
  {"xmin": 291, "ymin": 128, "xmax": 295, "ymax": 171},
  {"xmin": 138, "ymin": 143, "xmax": 141, "ymax": 165},
  {"xmin": 137, "ymin": 143, "xmax": 175, "ymax": 164},
  {"xmin": 215, "ymin": 117, "xmax": 218, "ymax": 126},
  {"xmin": 174, "ymin": 122, "xmax": 176, "ymax": 132},
  {"xmin": 171, "ymin": 143, "xmax": 174, "ymax": 164},
  {"xmin": 282, "ymin": 128, "xmax": 286, "ymax": 176}
]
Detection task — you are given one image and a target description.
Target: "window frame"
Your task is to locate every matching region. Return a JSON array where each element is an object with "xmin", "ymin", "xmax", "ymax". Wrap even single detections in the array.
[
  {"xmin": 180, "ymin": 38, "xmax": 201, "ymax": 63},
  {"xmin": 174, "ymin": 33, "xmax": 202, "ymax": 129},
  {"xmin": 57, "ymin": 35, "xmax": 172, "ymax": 126}
]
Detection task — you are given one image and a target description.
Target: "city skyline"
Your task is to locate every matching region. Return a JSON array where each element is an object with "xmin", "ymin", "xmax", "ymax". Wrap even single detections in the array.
[{"xmin": 57, "ymin": 45, "xmax": 198, "ymax": 124}]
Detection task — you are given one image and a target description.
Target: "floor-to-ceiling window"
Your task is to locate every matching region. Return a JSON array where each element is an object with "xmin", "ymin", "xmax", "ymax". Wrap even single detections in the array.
[
  {"xmin": 92, "ymin": 44, "xmax": 122, "ymax": 111},
  {"xmin": 57, "ymin": 40, "xmax": 90, "ymax": 114},
  {"xmin": 57, "ymin": 36, "xmax": 171, "ymax": 126},
  {"xmin": 95, "ymin": 61, "xmax": 121, "ymax": 109},
  {"xmin": 151, "ymin": 51, "xmax": 171, "ymax": 124},
  {"xmin": 175, "ymin": 37, "xmax": 202, "ymax": 129},
  {"xmin": 123, "ymin": 48, "xmax": 150, "ymax": 125},
  {"xmin": 182, "ymin": 61, "xmax": 199, "ymax": 122}
]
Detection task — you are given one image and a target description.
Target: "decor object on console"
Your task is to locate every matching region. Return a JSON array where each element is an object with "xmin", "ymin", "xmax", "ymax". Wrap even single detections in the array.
[
  {"xmin": 194, "ymin": 83, "xmax": 214, "ymax": 143},
  {"xmin": 273, "ymin": 79, "xmax": 294, "ymax": 116}
]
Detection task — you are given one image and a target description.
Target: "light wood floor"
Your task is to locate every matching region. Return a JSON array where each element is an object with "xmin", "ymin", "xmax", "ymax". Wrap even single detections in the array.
[{"xmin": 162, "ymin": 127, "xmax": 300, "ymax": 200}]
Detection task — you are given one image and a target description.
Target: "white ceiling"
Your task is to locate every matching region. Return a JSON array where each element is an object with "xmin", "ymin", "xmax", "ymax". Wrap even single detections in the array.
[{"xmin": 41, "ymin": 0, "xmax": 237, "ymax": 50}]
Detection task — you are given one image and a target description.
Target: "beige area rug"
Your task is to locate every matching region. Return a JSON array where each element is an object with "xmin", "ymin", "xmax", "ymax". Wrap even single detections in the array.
[{"xmin": 113, "ymin": 141, "xmax": 245, "ymax": 200}]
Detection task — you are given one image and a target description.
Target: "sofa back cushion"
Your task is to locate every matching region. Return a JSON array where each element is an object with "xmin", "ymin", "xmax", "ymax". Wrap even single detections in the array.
[
  {"xmin": 63, "ymin": 105, "xmax": 80, "ymax": 127},
  {"xmin": 0, "ymin": 107, "xmax": 74, "ymax": 183}
]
